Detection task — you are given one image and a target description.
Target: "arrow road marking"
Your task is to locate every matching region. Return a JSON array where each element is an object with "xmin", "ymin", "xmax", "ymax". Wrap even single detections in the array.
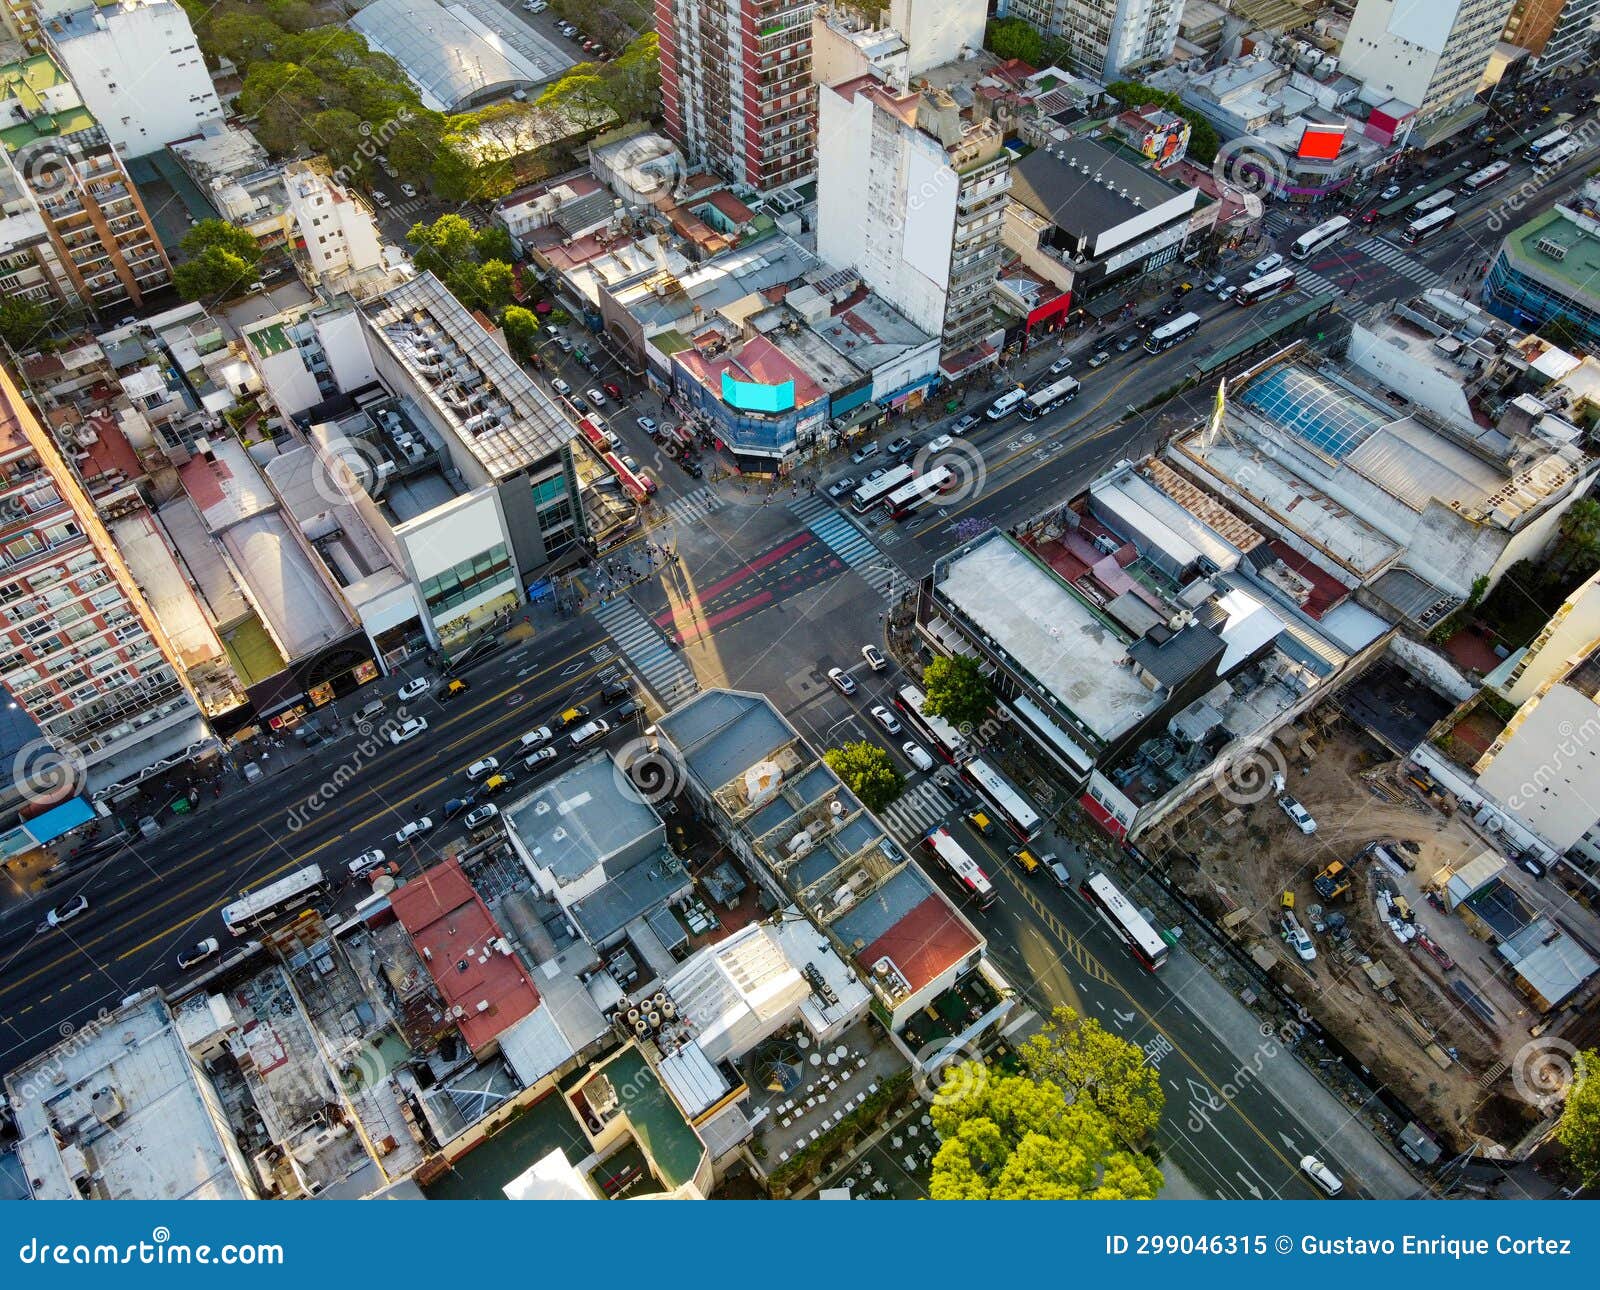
[{"xmin": 1235, "ymin": 1172, "xmax": 1263, "ymax": 1199}]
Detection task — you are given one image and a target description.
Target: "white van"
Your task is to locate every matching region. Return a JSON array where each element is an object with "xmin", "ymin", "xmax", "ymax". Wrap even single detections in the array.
[
  {"xmin": 986, "ymin": 387, "xmax": 1027, "ymax": 420},
  {"xmin": 1299, "ymin": 1155, "xmax": 1344, "ymax": 1196},
  {"xmin": 569, "ymin": 719, "xmax": 612, "ymax": 748}
]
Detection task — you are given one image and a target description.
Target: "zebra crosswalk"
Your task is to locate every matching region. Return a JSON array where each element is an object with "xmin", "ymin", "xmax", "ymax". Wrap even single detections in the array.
[
  {"xmin": 591, "ymin": 596, "xmax": 699, "ymax": 708},
  {"xmin": 662, "ymin": 484, "xmax": 724, "ymax": 526},
  {"xmin": 789, "ymin": 495, "xmax": 917, "ymax": 603},
  {"xmin": 1262, "ymin": 211, "xmax": 1293, "ymax": 238},
  {"xmin": 1355, "ymin": 236, "xmax": 1441, "ymax": 287},
  {"xmin": 1294, "ymin": 266, "xmax": 1343, "ymax": 297},
  {"xmin": 877, "ymin": 779, "xmax": 955, "ymax": 843}
]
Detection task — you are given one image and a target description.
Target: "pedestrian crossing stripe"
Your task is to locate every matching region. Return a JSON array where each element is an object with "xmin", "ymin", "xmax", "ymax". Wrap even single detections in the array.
[
  {"xmin": 591, "ymin": 597, "xmax": 699, "ymax": 708},
  {"xmin": 790, "ymin": 496, "xmax": 912, "ymax": 603},
  {"xmin": 664, "ymin": 484, "xmax": 723, "ymax": 526},
  {"xmin": 878, "ymin": 780, "xmax": 954, "ymax": 841},
  {"xmin": 1294, "ymin": 267, "xmax": 1341, "ymax": 297},
  {"xmin": 1354, "ymin": 237, "xmax": 1440, "ymax": 285}
]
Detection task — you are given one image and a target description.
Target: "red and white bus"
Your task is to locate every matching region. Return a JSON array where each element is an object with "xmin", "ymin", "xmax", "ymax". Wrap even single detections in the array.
[
  {"xmin": 1235, "ymin": 267, "xmax": 1297, "ymax": 306},
  {"xmin": 896, "ymin": 684, "xmax": 971, "ymax": 762},
  {"xmin": 963, "ymin": 756, "xmax": 1041, "ymax": 841},
  {"xmin": 1079, "ymin": 870, "xmax": 1169, "ymax": 970},
  {"xmin": 1462, "ymin": 161, "xmax": 1510, "ymax": 192},
  {"xmin": 924, "ymin": 826, "xmax": 997, "ymax": 909},
  {"xmin": 1402, "ymin": 206, "xmax": 1456, "ymax": 245},
  {"xmin": 885, "ymin": 466, "xmax": 955, "ymax": 520},
  {"xmin": 850, "ymin": 464, "xmax": 915, "ymax": 514}
]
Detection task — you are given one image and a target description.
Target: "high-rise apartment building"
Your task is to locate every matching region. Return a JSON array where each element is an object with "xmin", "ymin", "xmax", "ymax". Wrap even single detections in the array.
[
  {"xmin": 657, "ymin": 0, "xmax": 817, "ymax": 191},
  {"xmin": 1004, "ymin": 0, "xmax": 1183, "ymax": 82},
  {"xmin": 817, "ymin": 74, "xmax": 1010, "ymax": 361},
  {"xmin": 0, "ymin": 53, "xmax": 171, "ymax": 314},
  {"xmin": 1338, "ymin": 0, "xmax": 1514, "ymax": 122},
  {"xmin": 0, "ymin": 363, "xmax": 203, "ymax": 786},
  {"xmin": 1500, "ymin": 0, "xmax": 1600, "ymax": 70}
]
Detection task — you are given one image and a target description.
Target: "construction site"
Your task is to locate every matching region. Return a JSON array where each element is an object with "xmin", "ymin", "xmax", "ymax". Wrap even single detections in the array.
[{"xmin": 1149, "ymin": 710, "xmax": 1553, "ymax": 1155}]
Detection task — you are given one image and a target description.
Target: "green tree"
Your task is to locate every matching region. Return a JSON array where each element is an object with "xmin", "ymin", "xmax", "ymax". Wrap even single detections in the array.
[
  {"xmin": 209, "ymin": 11, "xmax": 288, "ymax": 66},
  {"xmin": 407, "ymin": 213, "xmax": 481, "ymax": 277},
  {"xmin": 824, "ymin": 741, "xmax": 904, "ymax": 810},
  {"xmin": 1556, "ymin": 1050, "xmax": 1600, "ymax": 1183},
  {"xmin": 181, "ymin": 219, "xmax": 262, "ymax": 266},
  {"xmin": 307, "ymin": 108, "xmax": 369, "ymax": 170},
  {"xmin": 984, "ymin": 17, "xmax": 1045, "ymax": 65},
  {"xmin": 474, "ymin": 224, "xmax": 515, "ymax": 265},
  {"xmin": 476, "ymin": 259, "xmax": 515, "ymax": 313},
  {"xmin": 930, "ymin": 1067, "xmax": 1163, "ymax": 1199},
  {"xmin": 921, "ymin": 655, "xmax": 994, "ymax": 733},
  {"xmin": 173, "ymin": 246, "xmax": 257, "ymax": 302},
  {"xmin": 0, "ymin": 296, "xmax": 53, "ymax": 352},
  {"xmin": 1106, "ymin": 80, "xmax": 1221, "ymax": 165},
  {"xmin": 502, "ymin": 306, "xmax": 539, "ymax": 360},
  {"xmin": 1019, "ymin": 1008, "xmax": 1166, "ymax": 1143}
]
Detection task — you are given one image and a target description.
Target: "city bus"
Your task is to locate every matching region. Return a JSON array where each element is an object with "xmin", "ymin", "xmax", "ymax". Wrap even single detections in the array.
[
  {"xmin": 1143, "ymin": 311, "xmax": 1201, "ymax": 353},
  {"xmin": 1289, "ymin": 215, "xmax": 1351, "ymax": 260},
  {"xmin": 1235, "ymin": 267, "xmax": 1297, "ymax": 305},
  {"xmin": 1080, "ymin": 870, "xmax": 1169, "ymax": 970},
  {"xmin": 1019, "ymin": 375, "xmax": 1080, "ymax": 421},
  {"xmin": 1462, "ymin": 160, "xmax": 1510, "ymax": 192},
  {"xmin": 1412, "ymin": 188, "xmax": 1456, "ymax": 216},
  {"xmin": 923, "ymin": 826, "xmax": 997, "ymax": 909},
  {"xmin": 849, "ymin": 463, "xmax": 915, "ymax": 514},
  {"xmin": 986, "ymin": 387, "xmax": 1027, "ymax": 420},
  {"xmin": 1535, "ymin": 137, "xmax": 1582, "ymax": 174},
  {"xmin": 884, "ymin": 466, "xmax": 954, "ymax": 520},
  {"xmin": 1524, "ymin": 125, "xmax": 1573, "ymax": 162},
  {"xmin": 221, "ymin": 865, "xmax": 330, "ymax": 937},
  {"xmin": 895, "ymin": 683, "xmax": 972, "ymax": 762},
  {"xmin": 1402, "ymin": 206, "xmax": 1456, "ymax": 245},
  {"xmin": 962, "ymin": 756, "xmax": 1041, "ymax": 841}
]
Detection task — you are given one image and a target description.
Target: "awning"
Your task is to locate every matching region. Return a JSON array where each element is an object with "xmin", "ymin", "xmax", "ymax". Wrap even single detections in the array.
[
  {"xmin": 22, "ymin": 797, "xmax": 95, "ymax": 845},
  {"xmin": 1086, "ymin": 288, "xmax": 1135, "ymax": 320},
  {"xmin": 1413, "ymin": 103, "xmax": 1488, "ymax": 150},
  {"xmin": 834, "ymin": 400, "xmax": 882, "ymax": 432}
]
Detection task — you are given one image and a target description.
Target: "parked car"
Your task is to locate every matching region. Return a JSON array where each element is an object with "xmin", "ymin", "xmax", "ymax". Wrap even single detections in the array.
[
  {"xmin": 466, "ymin": 756, "xmax": 500, "ymax": 782},
  {"xmin": 396, "ymin": 677, "xmax": 429, "ymax": 702},
  {"xmin": 1299, "ymin": 1155, "xmax": 1343, "ymax": 1196},
  {"xmin": 621, "ymin": 455, "xmax": 640, "ymax": 473},
  {"xmin": 389, "ymin": 716, "xmax": 428, "ymax": 746},
  {"xmin": 1049, "ymin": 356, "xmax": 1073, "ymax": 375},
  {"xmin": 951, "ymin": 413, "xmax": 980, "ymax": 435},
  {"xmin": 551, "ymin": 377, "xmax": 571, "ymax": 396},
  {"xmin": 1047, "ymin": 859, "xmax": 1072, "ymax": 890},
  {"xmin": 638, "ymin": 471, "xmax": 658, "ymax": 494},
  {"xmin": 569, "ymin": 718, "xmax": 612, "ymax": 747},
  {"xmin": 1379, "ymin": 182, "xmax": 1401, "ymax": 200},
  {"xmin": 603, "ymin": 381, "xmax": 623, "ymax": 399},
  {"xmin": 45, "ymin": 893, "xmax": 89, "ymax": 928},
  {"xmin": 464, "ymin": 804, "xmax": 500, "ymax": 829},
  {"xmin": 524, "ymin": 747, "xmax": 558, "ymax": 768},
  {"xmin": 925, "ymin": 434, "xmax": 953, "ymax": 453},
  {"xmin": 371, "ymin": 191, "xmax": 391, "ymax": 209},
  {"xmin": 586, "ymin": 387, "xmax": 608, "ymax": 406},
  {"xmin": 869, "ymin": 704, "xmax": 901, "ymax": 734},
  {"xmin": 851, "ymin": 441, "xmax": 880, "ymax": 464},
  {"xmin": 347, "ymin": 848, "xmax": 389, "ymax": 878},
  {"xmin": 1277, "ymin": 794, "xmax": 1318, "ymax": 834},
  {"xmin": 861, "ymin": 644, "xmax": 887, "ymax": 671},
  {"xmin": 636, "ymin": 415, "xmax": 657, "ymax": 433},
  {"xmin": 570, "ymin": 395, "xmax": 588, "ymax": 413},
  {"xmin": 827, "ymin": 476, "xmax": 855, "ymax": 499},
  {"xmin": 519, "ymin": 725, "xmax": 553, "ymax": 750},
  {"xmin": 884, "ymin": 435, "xmax": 915, "ymax": 459},
  {"xmin": 681, "ymin": 458, "xmax": 704, "ymax": 479},
  {"xmin": 522, "ymin": 1, "xmax": 547, "ymax": 11},
  {"xmin": 177, "ymin": 937, "xmax": 221, "ymax": 970},
  {"xmin": 399, "ymin": 182, "xmax": 417, "ymax": 198},
  {"xmin": 828, "ymin": 667, "xmax": 857, "ymax": 696},
  {"xmin": 902, "ymin": 740, "xmax": 934, "ymax": 772},
  {"xmin": 1088, "ymin": 351, "xmax": 1110, "ymax": 368},
  {"xmin": 393, "ymin": 816, "xmax": 435, "ymax": 846}
]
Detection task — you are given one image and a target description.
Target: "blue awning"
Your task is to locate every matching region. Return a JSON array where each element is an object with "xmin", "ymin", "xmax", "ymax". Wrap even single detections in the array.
[{"xmin": 25, "ymin": 796, "xmax": 96, "ymax": 844}]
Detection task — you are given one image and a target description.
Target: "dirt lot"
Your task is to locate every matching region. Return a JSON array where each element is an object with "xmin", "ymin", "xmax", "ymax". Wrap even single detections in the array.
[{"xmin": 1153, "ymin": 716, "xmax": 1537, "ymax": 1153}]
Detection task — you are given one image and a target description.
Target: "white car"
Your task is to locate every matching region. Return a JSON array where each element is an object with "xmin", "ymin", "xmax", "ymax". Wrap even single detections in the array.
[
  {"xmin": 636, "ymin": 415, "xmax": 657, "ymax": 433},
  {"xmin": 925, "ymin": 434, "xmax": 953, "ymax": 453},
  {"xmin": 524, "ymin": 746, "xmax": 559, "ymax": 769},
  {"xmin": 399, "ymin": 182, "xmax": 417, "ymax": 198},
  {"xmin": 861, "ymin": 644, "xmax": 887, "ymax": 672},
  {"xmin": 464, "ymin": 804, "xmax": 500, "ymax": 829},
  {"xmin": 1277, "ymin": 794, "xmax": 1317, "ymax": 834},
  {"xmin": 177, "ymin": 937, "xmax": 220, "ymax": 970},
  {"xmin": 519, "ymin": 725, "xmax": 553, "ymax": 750},
  {"xmin": 870, "ymin": 705, "xmax": 901, "ymax": 735},
  {"xmin": 389, "ymin": 716, "xmax": 428, "ymax": 746},
  {"xmin": 371, "ymin": 190, "xmax": 391, "ymax": 209},
  {"xmin": 1280, "ymin": 912, "xmax": 1317, "ymax": 962},
  {"xmin": 1379, "ymin": 182, "xmax": 1401, "ymax": 200},
  {"xmin": 1299, "ymin": 1154, "xmax": 1343, "ymax": 1196},
  {"xmin": 1250, "ymin": 253, "xmax": 1284, "ymax": 278},
  {"xmin": 396, "ymin": 677, "xmax": 429, "ymax": 702},
  {"xmin": 45, "ymin": 893, "xmax": 89, "ymax": 928},
  {"xmin": 569, "ymin": 718, "xmax": 611, "ymax": 747},
  {"xmin": 1047, "ymin": 859, "xmax": 1072, "ymax": 890},
  {"xmin": 393, "ymin": 816, "xmax": 435, "ymax": 846},
  {"xmin": 523, "ymin": 0, "xmax": 546, "ymax": 10},
  {"xmin": 551, "ymin": 377, "xmax": 571, "ymax": 396},
  {"xmin": 347, "ymin": 848, "xmax": 388, "ymax": 878},
  {"xmin": 466, "ymin": 756, "xmax": 500, "ymax": 782},
  {"xmin": 828, "ymin": 666, "xmax": 857, "ymax": 696},
  {"xmin": 586, "ymin": 387, "xmax": 608, "ymax": 406},
  {"xmin": 902, "ymin": 740, "xmax": 934, "ymax": 772},
  {"xmin": 1049, "ymin": 356, "xmax": 1073, "ymax": 374}
]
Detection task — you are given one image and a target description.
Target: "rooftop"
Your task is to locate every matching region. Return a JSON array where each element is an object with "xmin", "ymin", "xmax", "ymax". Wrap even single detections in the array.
[
  {"xmin": 676, "ymin": 332, "xmax": 827, "ymax": 410},
  {"xmin": 507, "ymin": 751, "xmax": 664, "ymax": 886},
  {"xmin": 389, "ymin": 858, "xmax": 543, "ymax": 1053},
  {"xmin": 807, "ymin": 291, "xmax": 935, "ymax": 372},
  {"xmin": 933, "ymin": 530, "xmax": 1162, "ymax": 743},
  {"xmin": 1501, "ymin": 202, "xmax": 1600, "ymax": 304},
  {"xmin": 1009, "ymin": 137, "xmax": 1193, "ymax": 245}
]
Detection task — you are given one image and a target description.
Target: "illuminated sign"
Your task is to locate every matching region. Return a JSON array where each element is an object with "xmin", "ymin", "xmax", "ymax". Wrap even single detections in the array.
[
  {"xmin": 721, "ymin": 371, "xmax": 795, "ymax": 413},
  {"xmin": 1297, "ymin": 124, "xmax": 1345, "ymax": 161}
]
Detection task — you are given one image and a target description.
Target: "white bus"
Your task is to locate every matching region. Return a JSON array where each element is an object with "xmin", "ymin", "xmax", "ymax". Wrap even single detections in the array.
[
  {"xmin": 895, "ymin": 683, "xmax": 972, "ymax": 762},
  {"xmin": 1080, "ymin": 870, "xmax": 1169, "ymax": 970},
  {"xmin": 986, "ymin": 387, "xmax": 1027, "ymax": 420},
  {"xmin": 849, "ymin": 463, "xmax": 915, "ymax": 514},
  {"xmin": 1020, "ymin": 375, "xmax": 1081, "ymax": 421},
  {"xmin": 221, "ymin": 865, "xmax": 330, "ymax": 937},
  {"xmin": 1402, "ymin": 206, "xmax": 1456, "ymax": 245},
  {"xmin": 963, "ymin": 756, "xmax": 1041, "ymax": 841},
  {"xmin": 1536, "ymin": 137, "xmax": 1582, "ymax": 173},
  {"xmin": 924, "ymin": 826, "xmax": 997, "ymax": 909},
  {"xmin": 1524, "ymin": 125, "xmax": 1573, "ymax": 162},
  {"xmin": 1412, "ymin": 188, "xmax": 1456, "ymax": 216},
  {"xmin": 885, "ymin": 466, "xmax": 955, "ymax": 519},
  {"xmin": 1289, "ymin": 215, "xmax": 1351, "ymax": 260},
  {"xmin": 1143, "ymin": 311, "xmax": 1201, "ymax": 353},
  {"xmin": 1235, "ymin": 267, "xmax": 1297, "ymax": 305},
  {"xmin": 1462, "ymin": 161, "xmax": 1510, "ymax": 192}
]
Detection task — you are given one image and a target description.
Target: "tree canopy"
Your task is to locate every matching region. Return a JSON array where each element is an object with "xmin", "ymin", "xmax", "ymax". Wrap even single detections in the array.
[
  {"xmin": 501, "ymin": 306, "xmax": 540, "ymax": 361},
  {"xmin": 985, "ymin": 18, "xmax": 1045, "ymax": 66},
  {"xmin": 921, "ymin": 654, "xmax": 994, "ymax": 733},
  {"xmin": 1555, "ymin": 1050, "xmax": 1600, "ymax": 1184},
  {"xmin": 1106, "ymin": 80, "xmax": 1221, "ymax": 165},
  {"xmin": 405, "ymin": 214, "xmax": 517, "ymax": 314},
  {"xmin": 823, "ymin": 742, "xmax": 904, "ymax": 811},
  {"xmin": 0, "ymin": 297, "xmax": 58, "ymax": 354},
  {"xmin": 929, "ymin": 1066, "xmax": 1163, "ymax": 1199},
  {"xmin": 1020, "ymin": 1007, "xmax": 1166, "ymax": 1142}
]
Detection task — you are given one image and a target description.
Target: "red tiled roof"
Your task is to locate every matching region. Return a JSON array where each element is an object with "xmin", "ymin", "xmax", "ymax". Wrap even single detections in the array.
[
  {"xmin": 676, "ymin": 333, "xmax": 826, "ymax": 408},
  {"xmin": 1267, "ymin": 540, "xmax": 1349, "ymax": 619},
  {"xmin": 860, "ymin": 894, "xmax": 980, "ymax": 994},
  {"xmin": 389, "ymin": 859, "xmax": 541, "ymax": 1054},
  {"xmin": 707, "ymin": 189, "xmax": 756, "ymax": 224}
]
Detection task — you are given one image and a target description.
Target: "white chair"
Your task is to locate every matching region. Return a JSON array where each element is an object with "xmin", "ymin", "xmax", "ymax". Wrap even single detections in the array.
[
  {"xmin": 781, "ymin": 1117, "xmax": 791, "ymax": 1128},
  {"xmin": 810, "ymin": 1129, "xmax": 819, "ymax": 1141},
  {"xmin": 779, "ymin": 1150, "xmax": 789, "ymax": 1162},
  {"xmin": 856, "ymin": 1057, "xmax": 867, "ymax": 1069},
  {"xmin": 868, "ymin": 1082, "xmax": 879, "ymax": 1094}
]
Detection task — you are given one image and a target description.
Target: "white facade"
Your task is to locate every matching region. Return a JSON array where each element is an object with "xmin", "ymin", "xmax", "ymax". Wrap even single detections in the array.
[
  {"xmin": 284, "ymin": 163, "xmax": 384, "ymax": 283},
  {"xmin": 41, "ymin": 0, "xmax": 220, "ymax": 158},
  {"xmin": 1006, "ymin": 0, "xmax": 1183, "ymax": 80},
  {"xmin": 1475, "ymin": 683, "xmax": 1600, "ymax": 851},
  {"xmin": 393, "ymin": 488, "xmax": 519, "ymax": 648},
  {"xmin": 1338, "ymin": 0, "xmax": 1513, "ymax": 119},
  {"xmin": 891, "ymin": 0, "xmax": 987, "ymax": 75}
]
